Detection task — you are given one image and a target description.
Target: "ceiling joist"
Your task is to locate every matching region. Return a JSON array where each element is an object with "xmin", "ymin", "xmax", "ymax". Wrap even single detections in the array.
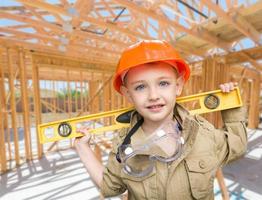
[{"xmin": 0, "ymin": 0, "xmax": 260, "ymax": 68}]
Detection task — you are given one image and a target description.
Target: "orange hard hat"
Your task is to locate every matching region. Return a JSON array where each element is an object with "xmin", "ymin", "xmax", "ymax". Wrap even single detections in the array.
[{"xmin": 113, "ymin": 40, "xmax": 190, "ymax": 94}]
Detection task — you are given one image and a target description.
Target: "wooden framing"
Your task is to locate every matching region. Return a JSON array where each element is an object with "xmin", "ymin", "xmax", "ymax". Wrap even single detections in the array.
[
  {"xmin": 18, "ymin": 49, "xmax": 32, "ymax": 160},
  {"xmin": 7, "ymin": 48, "xmax": 20, "ymax": 166},
  {"xmin": 0, "ymin": 4, "xmax": 261, "ymax": 198},
  {"xmin": 0, "ymin": 51, "xmax": 7, "ymax": 172},
  {"xmin": 0, "ymin": 0, "xmax": 261, "ymax": 63},
  {"xmin": 201, "ymin": 0, "xmax": 261, "ymax": 45},
  {"xmin": 0, "ymin": 47, "xmax": 260, "ymax": 174},
  {"xmin": 229, "ymin": 65, "xmax": 261, "ymax": 128},
  {"xmin": 31, "ymin": 56, "xmax": 43, "ymax": 158}
]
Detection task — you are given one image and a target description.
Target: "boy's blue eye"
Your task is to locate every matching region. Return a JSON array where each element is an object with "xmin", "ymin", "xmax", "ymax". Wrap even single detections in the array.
[
  {"xmin": 135, "ymin": 84, "xmax": 145, "ymax": 91},
  {"xmin": 159, "ymin": 81, "xmax": 170, "ymax": 87}
]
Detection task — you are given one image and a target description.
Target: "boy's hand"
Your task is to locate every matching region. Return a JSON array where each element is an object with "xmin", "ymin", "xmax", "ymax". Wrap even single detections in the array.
[
  {"xmin": 219, "ymin": 82, "xmax": 238, "ymax": 93},
  {"xmin": 74, "ymin": 126, "xmax": 92, "ymax": 146}
]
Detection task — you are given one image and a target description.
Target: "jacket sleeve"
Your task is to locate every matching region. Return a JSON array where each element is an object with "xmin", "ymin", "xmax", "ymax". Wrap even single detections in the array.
[
  {"xmin": 100, "ymin": 130, "xmax": 127, "ymax": 197},
  {"xmin": 100, "ymin": 152, "xmax": 127, "ymax": 197},
  {"xmin": 214, "ymin": 106, "xmax": 248, "ymax": 166}
]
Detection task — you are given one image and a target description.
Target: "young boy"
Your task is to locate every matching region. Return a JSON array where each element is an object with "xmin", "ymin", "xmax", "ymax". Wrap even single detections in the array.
[{"xmin": 75, "ymin": 40, "xmax": 247, "ymax": 199}]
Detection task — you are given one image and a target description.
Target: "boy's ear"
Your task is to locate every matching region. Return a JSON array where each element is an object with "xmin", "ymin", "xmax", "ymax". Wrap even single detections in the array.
[
  {"xmin": 176, "ymin": 76, "xmax": 184, "ymax": 96},
  {"xmin": 120, "ymin": 85, "xmax": 133, "ymax": 103}
]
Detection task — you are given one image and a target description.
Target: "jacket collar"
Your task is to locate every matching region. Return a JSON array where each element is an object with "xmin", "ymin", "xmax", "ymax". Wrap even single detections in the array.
[{"xmin": 128, "ymin": 103, "xmax": 200, "ymax": 156}]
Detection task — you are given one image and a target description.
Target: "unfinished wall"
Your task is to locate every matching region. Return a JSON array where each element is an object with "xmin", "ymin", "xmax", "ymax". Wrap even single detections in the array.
[{"xmin": 0, "ymin": 48, "xmax": 261, "ymax": 174}]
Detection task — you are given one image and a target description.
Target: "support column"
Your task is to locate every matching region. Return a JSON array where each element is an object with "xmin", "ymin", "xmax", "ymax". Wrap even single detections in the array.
[
  {"xmin": 7, "ymin": 48, "xmax": 20, "ymax": 166},
  {"xmin": 18, "ymin": 49, "xmax": 32, "ymax": 160},
  {"xmin": 0, "ymin": 52, "xmax": 7, "ymax": 172},
  {"xmin": 32, "ymin": 56, "xmax": 43, "ymax": 158}
]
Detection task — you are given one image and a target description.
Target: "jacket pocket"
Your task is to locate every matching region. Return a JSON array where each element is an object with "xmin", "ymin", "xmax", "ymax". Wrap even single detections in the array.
[
  {"xmin": 185, "ymin": 156, "xmax": 218, "ymax": 199},
  {"xmin": 121, "ymin": 168, "xmax": 156, "ymax": 200}
]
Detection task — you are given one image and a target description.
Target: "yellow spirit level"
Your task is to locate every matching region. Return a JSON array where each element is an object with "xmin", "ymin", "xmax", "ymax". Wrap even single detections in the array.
[{"xmin": 38, "ymin": 87, "xmax": 242, "ymax": 144}]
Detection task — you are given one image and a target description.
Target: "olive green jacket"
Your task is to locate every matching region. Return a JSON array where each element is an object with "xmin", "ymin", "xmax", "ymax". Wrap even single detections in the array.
[{"xmin": 100, "ymin": 104, "xmax": 247, "ymax": 200}]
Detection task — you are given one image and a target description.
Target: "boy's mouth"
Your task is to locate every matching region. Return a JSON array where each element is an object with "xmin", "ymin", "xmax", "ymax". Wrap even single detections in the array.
[{"xmin": 146, "ymin": 104, "xmax": 164, "ymax": 109}]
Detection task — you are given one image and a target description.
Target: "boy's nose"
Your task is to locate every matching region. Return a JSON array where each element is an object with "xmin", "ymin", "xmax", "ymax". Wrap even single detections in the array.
[{"xmin": 148, "ymin": 88, "xmax": 160, "ymax": 101}]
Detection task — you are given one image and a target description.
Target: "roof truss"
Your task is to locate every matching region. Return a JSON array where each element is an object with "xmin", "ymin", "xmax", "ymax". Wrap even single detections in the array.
[{"xmin": 0, "ymin": 0, "xmax": 261, "ymax": 69}]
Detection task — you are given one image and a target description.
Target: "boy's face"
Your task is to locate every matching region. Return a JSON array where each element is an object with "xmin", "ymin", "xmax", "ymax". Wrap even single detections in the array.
[{"xmin": 120, "ymin": 62, "xmax": 183, "ymax": 125}]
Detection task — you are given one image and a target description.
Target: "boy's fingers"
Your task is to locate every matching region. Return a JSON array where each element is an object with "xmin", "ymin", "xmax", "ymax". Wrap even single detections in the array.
[
  {"xmin": 229, "ymin": 82, "xmax": 234, "ymax": 90},
  {"xmin": 220, "ymin": 82, "xmax": 238, "ymax": 93},
  {"xmin": 74, "ymin": 126, "xmax": 93, "ymax": 145},
  {"xmin": 76, "ymin": 126, "xmax": 90, "ymax": 135},
  {"xmin": 74, "ymin": 133, "xmax": 92, "ymax": 145},
  {"xmin": 219, "ymin": 84, "xmax": 225, "ymax": 92}
]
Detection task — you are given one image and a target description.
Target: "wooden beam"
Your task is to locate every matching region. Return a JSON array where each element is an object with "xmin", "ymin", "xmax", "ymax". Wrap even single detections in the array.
[
  {"xmin": 77, "ymin": 75, "xmax": 113, "ymax": 117},
  {"xmin": 229, "ymin": 65, "xmax": 260, "ymax": 81},
  {"xmin": 31, "ymin": 57, "xmax": 43, "ymax": 158},
  {"xmin": 18, "ymin": 49, "xmax": 32, "ymax": 160},
  {"xmin": 33, "ymin": 53, "xmax": 116, "ymax": 71},
  {"xmin": 0, "ymin": 56, "xmax": 7, "ymax": 173},
  {"xmin": 0, "ymin": 27, "xmax": 121, "ymax": 56},
  {"xmin": 0, "ymin": 11, "xmax": 127, "ymax": 49},
  {"xmin": 239, "ymin": 52, "xmax": 262, "ymax": 71},
  {"xmin": 201, "ymin": 0, "xmax": 261, "ymax": 45},
  {"xmin": 216, "ymin": 46, "xmax": 262, "ymax": 66},
  {"xmin": 0, "ymin": 37, "xmax": 118, "ymax": 66},
  {"xmin": 14, "ymin": 0, "xmax": 145, "ymax": 41},
  {"xmin": 248, "ymin": 78, "xmax": 260, "ymax": 128},
  {"xmin": 72, "ymin": 0, "xmax": 94, "ymax": 26},
  {"xmin": 0, "ymin": 11, "xmax": 207, "ymax": 58},
  {"xmin": 112, "ymin": 0, "xmax": 232, "ymax": 51},
  {"xmin": 7, "ymin": 48, "xmax": 20, "ymax": 166},
  {"xmin": 0, "ymin": 11, "xmax": 63, "ymax": 33},
  {"xmin": 0, "ymin": 56, "xmax": 12, "ymax": 166},
  {"xmin": 15, "ymin": 0, "xmax": 67, "ymax": 16}
]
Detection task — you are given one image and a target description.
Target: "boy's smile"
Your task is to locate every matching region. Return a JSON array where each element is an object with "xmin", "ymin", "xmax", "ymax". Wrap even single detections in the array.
[{"xmin": 120, "ymin": 62, "xmax": 183, "ymax": 132}]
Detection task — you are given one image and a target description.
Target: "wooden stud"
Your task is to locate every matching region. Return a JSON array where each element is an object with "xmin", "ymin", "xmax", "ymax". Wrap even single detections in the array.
[
  {"xmin": 77, "ymin": 75, "xmax": 113, "ymax": 117},
  {"xmin": 74, "ymin": 81, "xmax": 78, "ymax": 113},
  {"xmin": 80, "ymin": 71, "xmax": 84, "ymax": 113},
  {"xmin": 18, "ymin": 49, "xmax": 32, "ymax": 160},
  {"xmin": 0, "ymin": 53, "xmax": 7, "ymax": 173},
  {"xmin": 248, "ymin": 78, "xmax": 260, "ymax": 128},
  {"xmin": 66, "ymin": 69, "xmax": 73, "ymax": 147},
  {"xmin": 7, "ymin": 48, "xmax": 20, "ymax": 166},
  {"xmin": 31, "ymin": 55, "xmax": 43, "ymax": 158},
  {"xmin": 0, "ymin": 52, "xmax": 12, "ymax": 165}
]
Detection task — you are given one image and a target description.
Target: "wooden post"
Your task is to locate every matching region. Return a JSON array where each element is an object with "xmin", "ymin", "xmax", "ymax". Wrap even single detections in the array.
[
  {"xmin": 111, "ymin": 79, "xmax": 115, "ymax": 110},
  {"xmin": 0, "ymin": 53, "xmax": 12, "ymax": 165},
  {"xmin": 18, "ymin": 49, "xmax": 32, "ymax": 160},
  {"xmin": 32, "ymin": 56, "xmax": 43, "ymax": 158},
  {"xmin": 7, "ymin": 48, "xmax": 20, "ymax": 166},
  {"xmin": 80, "ymin": 71, "xmax": 84, "ymax": 112},
  {"xmin": 51, "ymin": 71, "xmax": 59, "ymax": 151},
  {"xmin": 52, "ymin": 70, "xmax": 57, "ymax": 114},
  {"xmin": 67, "ymin": 69, "xmax": 72, "ymax": 116},
  {"xmin": 229, "ymin": 65, "xmax": 260, "ymax": 128},
  {"xmin": 74, "ymin": 81, "xmax": 78, "ymax": 113},
  {"xmin": 63, "ymin": 81, "xmax": 66, "ymax": 113},
  {"xmin": 202, "ymin": 58, "xmax": 229, "ymax": 127},
  {"xmin": 0, "ymin": 98, "xmax": 7, "ymax": 172},
  {"xmin": 84, "ymin": 77, "xmax": 88, "ymax": 113},
  {"xmin": 202, "ymin": 57, "xmax": 231, "ymax": 200},
  {"xmin": 248, "ymin": 78, "xmax": 260, "ymax": 128},
  {"xmin": 89, "ymin": 73, "xmax": 96, "ymax": 114},
  {"xmin": 66, "ymin": 69, "xmax": 73, "ymax": 147},
  {"xmin": 0, "ymin": 54, "xmax": 7, "ymax": 172}
]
